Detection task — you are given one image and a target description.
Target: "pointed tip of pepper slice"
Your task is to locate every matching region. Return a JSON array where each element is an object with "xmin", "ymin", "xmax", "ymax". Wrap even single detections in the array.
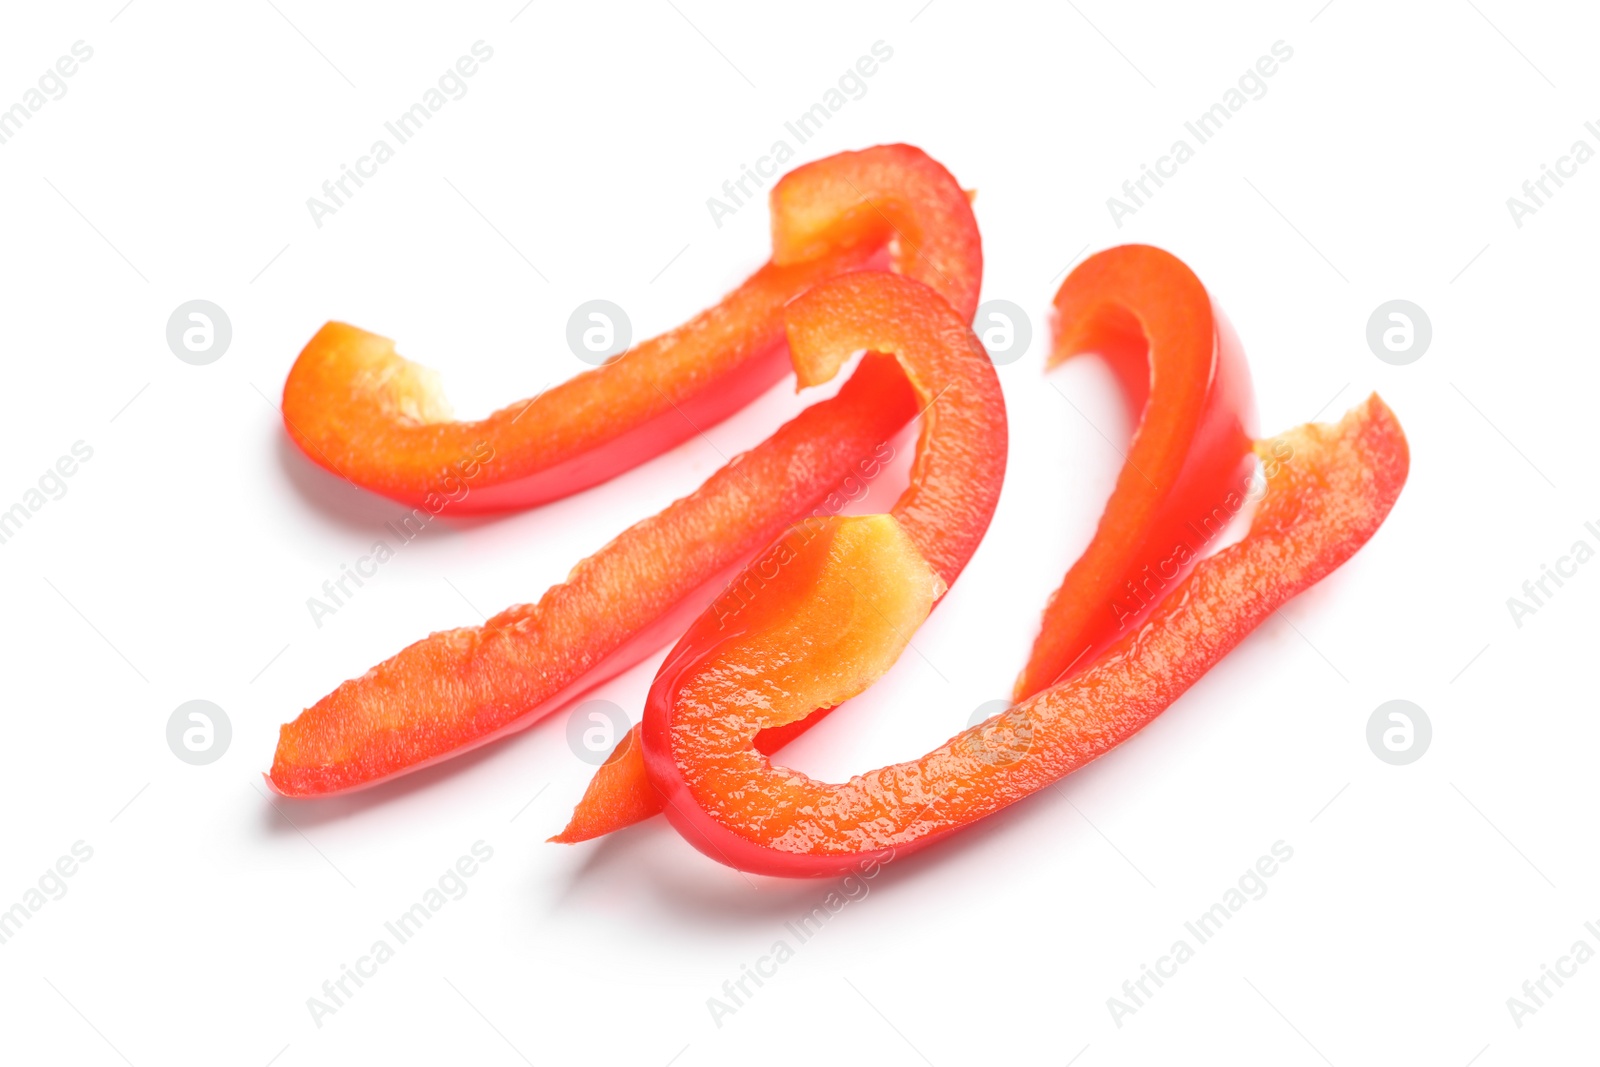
[{"xmin": 549, "ymin": 728, "xmax": 657, "ymax": 844}]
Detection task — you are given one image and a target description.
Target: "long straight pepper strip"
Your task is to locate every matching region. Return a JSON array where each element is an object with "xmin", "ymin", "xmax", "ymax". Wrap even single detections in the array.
[
  {"xmin": 279, "ymin": 144, "xmax": 982, "ymax": 512},
  {"xmin": 269, "ymin": 146, "xmax": 984, "ymax": 796},
  {"xmin": 556, "ymin": 243, "xmax": 1256, "ymax": 841}
]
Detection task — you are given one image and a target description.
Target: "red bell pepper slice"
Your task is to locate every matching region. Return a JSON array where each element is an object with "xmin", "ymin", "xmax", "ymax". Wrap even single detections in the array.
[
  {"xmin": 554, "ymin": 244, "xmax": 1257, "ymax": 841},
  {"xmin": 641, "ymin": 395, "xmax": 1408, "ymax": 877},
  {"xmin": 551, "ymin": 270, "xmax": 1008, "ymax": 841},
  {"xmin": 268, "ymin": 352, "xmax": 919, "ymax": 796},
  {"xmin": 279, "ymin": 144, "xmax": 980, "ymax": 512},
  {"xmin": 1016, "ymin": 244, "xmax": 1255, "ymax": 696}
]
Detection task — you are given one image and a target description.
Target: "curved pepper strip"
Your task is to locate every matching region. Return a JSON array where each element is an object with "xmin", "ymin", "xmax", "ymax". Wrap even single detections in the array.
[
  {"xmin": 1016, "ymin": 244, "xmax": 1255, "ymax": 696},
  {"xmin": 268, "ymin": 352, "xmax": 919, "ymax": 796},
  {"xmin": 280, "ymin": 144, "xmax": 981, "ymax": 513},
  {"xmin": 641, "ymin": 396, "xmax": 1408, "ymax": 877},
  {"xmin": 552, "ymin": 270, "xmax": 1008, "ymax": 841},
  {"xmin": 554, "ymin": 244, "xmax": 1257, "ymax": 841}
]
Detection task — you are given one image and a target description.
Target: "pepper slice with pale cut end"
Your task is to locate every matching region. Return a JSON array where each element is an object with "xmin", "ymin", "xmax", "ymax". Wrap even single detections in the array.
[{"xmin": 280, "ymin": 144, "xmax": 981, "ymax": 513}]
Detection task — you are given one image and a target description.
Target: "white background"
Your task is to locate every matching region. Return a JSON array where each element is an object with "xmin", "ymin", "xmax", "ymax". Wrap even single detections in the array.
[{"xmin": 0, "ymin": 1, "xmax": 1594, "ymax": 1064}]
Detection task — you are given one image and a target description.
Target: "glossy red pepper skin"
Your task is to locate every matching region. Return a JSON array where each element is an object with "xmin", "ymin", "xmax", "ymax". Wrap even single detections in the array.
[
  {"xmin": 1016, "ymin": 244, "xmax": 1255, "ymax": 697},
  {"xmin": 280, "ymin": 145, "xmax": 980, "ymax": 513},
  {"xmin": 551, "ymin": 271, "xmax": 1008, "ymax": 842},
  {"xmin": 643, "ymin": 396, "xmax": 1409, "ymax": 877}
]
